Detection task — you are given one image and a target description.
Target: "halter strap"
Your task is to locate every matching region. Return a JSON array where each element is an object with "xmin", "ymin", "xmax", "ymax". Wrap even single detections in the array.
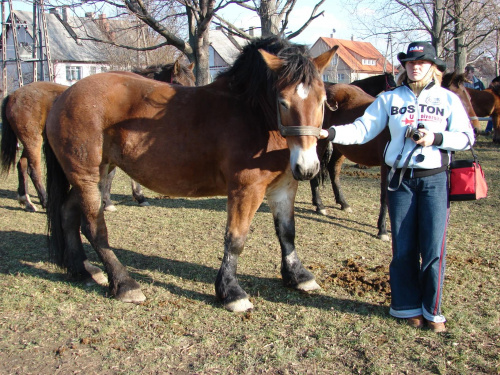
[{"xmin": 277, "ymin": 99, "xmax": 324, "ymax": 139}]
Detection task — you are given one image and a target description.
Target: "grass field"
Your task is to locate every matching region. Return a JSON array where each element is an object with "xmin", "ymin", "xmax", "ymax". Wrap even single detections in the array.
[{"xmin": 0, "ymin": 133, "xmax": 499, "ymax": 374}]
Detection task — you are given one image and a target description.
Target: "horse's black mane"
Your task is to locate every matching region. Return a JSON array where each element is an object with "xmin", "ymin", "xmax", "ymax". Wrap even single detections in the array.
[
  {"xmin": 216, "ymin": 36, "xmax": 319, "ymax": 108},
  {"xmin": 350, "ymin": 73, "xmax": 396, "ymax": 96}
]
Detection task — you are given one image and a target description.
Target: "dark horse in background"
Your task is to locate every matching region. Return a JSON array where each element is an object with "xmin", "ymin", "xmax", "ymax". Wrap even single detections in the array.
[
  {"xmin": 1, "ymin": 60, "xmax": 195, "ymax": 212},
  {"xmin": 350, "ymin": 72, "xmax": 397, "ymax": 97},
  {"xmin": 310, "ymin": 72, "xmax": 479, "ymax": 241},
  {"xmin": 43, "ymin": 37, "xmax": 337, "ymax": 312},
  {"xmin": 309, "ymin": 73, "xmax": 396, "ymax": 240}
]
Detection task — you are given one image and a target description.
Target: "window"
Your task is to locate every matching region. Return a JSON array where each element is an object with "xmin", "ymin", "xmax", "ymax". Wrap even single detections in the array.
[
  {"xmin": 90, "ymin": 66, "xmax": 97, "ymax": 75},
  {"xmin": 337, "ymin": 73, "xmax": 345, "ymax": 82},
  {"xmin": 362, "ymin": 59, "xmax": 376, "ymax": 66},
  {"xmin": 66, "ymin": 66, "xmax": 82, "ymax": 81},
  {"xmin": 101, "ymin": 66, "xmax": 108, "ymax": 73}
]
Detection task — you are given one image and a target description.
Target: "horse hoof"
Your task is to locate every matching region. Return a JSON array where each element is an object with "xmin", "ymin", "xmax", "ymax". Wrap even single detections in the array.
[
  {"xmin": 83, "ymin": 260, "xmax": 108, "ymax": 286},
  {"xmin": 296, "ymin": 279, "xmax": 321, "ymax": 292},
  {"xmin": 104, "ymin": 204, "xmax": 117, "ymax": 212},
  {"xmin": 378, "ymin": 234, "xmax": 390, "ymax": 242},
  {"xmin": 25, "ymin": 205, "xmax": 37, "ymax": 212},
  {"xmin": 224, "ymin": 298, "xmax": 254, "ymax": 312},
  {"xmin": 116, "ymin": 288, "xmax": 146, "ymax": 304},
  {"xmin": 139, "ymin": 201, "xmax": 150, "ymax": 207},
  {"xmin": 316, "ymin": 208, "xmax": 328, "ymax": 216},
  {"xmin": 342, "ymin": 207, "xmax": 353, "ymax": 213}
]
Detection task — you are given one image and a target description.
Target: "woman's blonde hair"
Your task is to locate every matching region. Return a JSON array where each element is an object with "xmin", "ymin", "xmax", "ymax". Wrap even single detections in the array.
[{"xmin": 397, "ymin": 63, "xmax": 443, "ymax": 86}]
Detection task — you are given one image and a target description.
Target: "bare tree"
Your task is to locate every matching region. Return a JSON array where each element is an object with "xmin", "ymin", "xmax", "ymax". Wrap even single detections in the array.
[
  {"xmin": 213, "ymin": 0, "xmax": 326, "ymax": 40},
  {"xmin": 345, "ymin": 0, "xmax": 500, "ymax": 73}
]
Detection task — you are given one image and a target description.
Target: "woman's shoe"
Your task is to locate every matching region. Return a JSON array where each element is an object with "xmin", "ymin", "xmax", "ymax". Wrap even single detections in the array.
[
  {"xmin": 407, "ymin": 315, "xmax": 424, "ymax": 328},
  {"xmin": 426, "ymin": 320, "xmax": 446, "ymax": 333}
]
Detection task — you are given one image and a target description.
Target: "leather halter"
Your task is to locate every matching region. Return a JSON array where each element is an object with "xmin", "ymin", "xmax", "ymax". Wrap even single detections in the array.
[{"xmin": 277, "ymin": 99, "xmax": 324, "ymax": 139}]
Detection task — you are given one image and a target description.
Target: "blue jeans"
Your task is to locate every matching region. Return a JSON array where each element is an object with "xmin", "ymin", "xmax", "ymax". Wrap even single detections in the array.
[{"xmin": 387, "ymin": 171, "xmax": 449, "ymax": 323}]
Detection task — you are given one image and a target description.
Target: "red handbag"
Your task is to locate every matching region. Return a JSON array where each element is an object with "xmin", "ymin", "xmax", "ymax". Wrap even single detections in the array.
[{"xmin": 449, "ymin": 142, "xmax": 488, "ymax": 201}]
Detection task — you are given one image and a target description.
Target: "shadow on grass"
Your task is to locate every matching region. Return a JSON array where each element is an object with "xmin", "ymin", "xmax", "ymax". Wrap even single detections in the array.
[{"xmin": 1, "ymin": 229, "xmax": 388, "ymax": 319}]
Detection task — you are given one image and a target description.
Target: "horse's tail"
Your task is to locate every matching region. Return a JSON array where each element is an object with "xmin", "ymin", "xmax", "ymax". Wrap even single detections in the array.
[
  {"xmin": 318, "ymin": 141, "xmax": 333, "ymax": 184},
  {"xmin": 0, "ymin": 95, "xmax": 18, "ymax": 175},
  {"xmin": 43, "ymin": 138, "xmax": 69, "ymax": 267}
]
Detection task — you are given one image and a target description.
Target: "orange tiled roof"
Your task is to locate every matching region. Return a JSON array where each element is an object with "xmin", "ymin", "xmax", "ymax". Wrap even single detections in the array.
[{"xmin": 321, "ymin": 37, "xmax": 396, "ymax": 74}]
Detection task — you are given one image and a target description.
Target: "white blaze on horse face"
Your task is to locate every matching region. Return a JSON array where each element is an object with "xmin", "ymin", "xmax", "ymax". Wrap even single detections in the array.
[
  {"xmin": 289, "ymin": 142, "xmax": 320, "ymax": 179},
  {"xmin": 296, "ymin": 83, "xmax": 310, "ymax": 100}
]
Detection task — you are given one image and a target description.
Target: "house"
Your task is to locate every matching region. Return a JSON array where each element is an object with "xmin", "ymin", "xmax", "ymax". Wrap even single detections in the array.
[
  {"xmin": 310, "ymin": 37, "xmax": 396, "ymax": 83},
  {"xmin": 1, "ymin": 8, "xmax": 115, "ymax": 92},
  {"xmin": 209, "ymin": 28, "xmax": 248, "ymax": 81}
]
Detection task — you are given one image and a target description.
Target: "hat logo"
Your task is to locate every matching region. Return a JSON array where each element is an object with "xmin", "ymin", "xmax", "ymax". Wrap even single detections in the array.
[{"xmin": 409, "ymin": 46, "xmax": 424, "ymax": 53}]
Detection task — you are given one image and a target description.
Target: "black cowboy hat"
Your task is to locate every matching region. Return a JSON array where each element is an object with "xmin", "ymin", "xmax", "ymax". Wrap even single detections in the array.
[{"xmin": 397, "ymin": 41, "xmax": 446, "ymax": 72}]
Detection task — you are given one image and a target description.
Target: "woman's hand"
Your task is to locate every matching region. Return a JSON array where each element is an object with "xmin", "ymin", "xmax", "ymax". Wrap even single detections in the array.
[{"xmin": 414, "ymin": 128, "xmax": 435, "ymax": 147}]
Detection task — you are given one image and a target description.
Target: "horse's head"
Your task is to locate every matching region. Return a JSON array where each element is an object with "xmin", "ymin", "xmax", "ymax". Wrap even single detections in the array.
[
  {"xmin": 260, "ymin": 44, "xmax": 338, "ymax": 180},
  {"xmin": 132, "ymin": 60, "xmax": 196, "ymax": 87},
  {"xmin": 442, "ymin": 71, "xmax": 480, "ymax": 131}
]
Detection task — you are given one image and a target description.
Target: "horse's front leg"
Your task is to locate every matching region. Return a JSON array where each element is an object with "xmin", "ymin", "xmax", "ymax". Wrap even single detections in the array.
[
  {"xmin": 215, "ymin": 186, "xmax": 265, "ymax": 312},
  {"xmin": 267, "ymin": 177, "xmax": 320, "ymax": 292},
  {"xmin": 16, "ymin": 150, "xmax": 37, "ymax": 212}
]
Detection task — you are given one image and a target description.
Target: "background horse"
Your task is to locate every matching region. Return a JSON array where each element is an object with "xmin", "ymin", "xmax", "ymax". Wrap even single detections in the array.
[
  {"xmin": 311, "ymin": 71, "xmax": 480, "ymax": 241},
  {"xmin": 463, "ymin": 77, "xmax": 500, "ymax": 143},
  {"xmin": 441, "ymin": 72, "xmax": 481, "ymax": 133},
  {"xmin": 44, "ymin": 37, "xmax": 337, "ymax": 312},
  {"xmin": 1, "ymin": 60, "xmax": 195, "ymax": 212},
  {"xmin": 350, "ymin": 72, "xmax": 396, "ymax": 97}
]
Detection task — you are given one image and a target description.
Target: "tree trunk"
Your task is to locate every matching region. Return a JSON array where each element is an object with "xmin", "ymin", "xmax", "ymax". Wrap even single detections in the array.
[
  {"xmin": 453, "ymin": 1, "xmax": 467, "ymax": 73},
  {"xmin": 259, "ymin": 0, "xmax": 280, "ymax": 37}
]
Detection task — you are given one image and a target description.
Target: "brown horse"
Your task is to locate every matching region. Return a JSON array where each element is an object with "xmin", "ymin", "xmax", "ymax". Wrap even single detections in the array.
[
  {"xmin": 462, "ymin": 77, "xmax": 500, "ymax": 143},
  {"xmin": 1, "ymin": 60, "xmax": 195, "ymax": 212},
  {"xmin": 311, "ymin": 71, "xmax": 480, "ymax": 241},
  {"xmin": 441, "ymin": 72, "xmax": 481, "ymax": 133},
  {"xmin": 44, "ymin": 37, "xmax": 337, "ymax": 312}
]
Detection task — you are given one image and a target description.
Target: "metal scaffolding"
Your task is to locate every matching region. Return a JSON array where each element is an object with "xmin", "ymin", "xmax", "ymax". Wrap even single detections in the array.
[{"xmin": 1, "ymin": 0, "xmax": 53, "ymax": 96}]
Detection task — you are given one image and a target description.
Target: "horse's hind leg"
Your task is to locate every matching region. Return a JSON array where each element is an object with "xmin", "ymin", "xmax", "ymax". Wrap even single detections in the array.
[
  {"xmin": 328, "ymin": 150, "xmax": 352, "ymax": 213},
  {"xmin": 102, "ymin": 167, "xmax": 117, "ymax": 212},
  {"xmin": 377, "ymin": 166, "xmax": 390, "ymax": 241},
  {"xmin": 131, "ymin": 179, "xmax": 149, "ymax": 206},
  {"xmin": 61, "ymin": 188, "xmax": 107, "ymax": 285},
  {"xmin": 25, "ymin": 141, "xmax": 47, "ymax": 209},
  {"xmin": 80, "ymin": 180, "xmax": 145, "ymax": 302},
  {"xmin": 16, "ymin": 150, "xmax": 36, "ymax": 212},
  {"xmin": 267, "ymin": 178, "xmax": 320, "ymax": 292}
]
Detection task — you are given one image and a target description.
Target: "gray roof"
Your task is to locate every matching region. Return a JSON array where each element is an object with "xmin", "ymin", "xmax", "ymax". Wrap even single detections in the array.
[
  {"xmin": 12, "ymin": 10, "xmax": 108, "ymax": 63},
  {"xmin": 210, "ymin": 29, "xmax": 248, "ymax": 65}
]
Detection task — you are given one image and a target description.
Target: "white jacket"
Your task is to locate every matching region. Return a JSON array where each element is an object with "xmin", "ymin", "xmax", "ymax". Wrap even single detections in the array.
[{"xmin": 332, "ymin": 81, "xmax": 475, "ymax": 170}]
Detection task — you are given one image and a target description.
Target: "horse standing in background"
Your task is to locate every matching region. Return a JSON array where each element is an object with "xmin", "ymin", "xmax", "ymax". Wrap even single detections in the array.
[
  {"xmin": 44, "ymin": 37, "xmax": 337, "ymax": 311},
  {"xmin": 350, "ymin": 72, "xmax": 397, "ymax": 97},
  {"xmin": 0, "ymin": 60, "xmax": 195, "ymax": 212},
  {"xmin": 463, "ymin": 76, "xmax": 500, "ymax": 143}
]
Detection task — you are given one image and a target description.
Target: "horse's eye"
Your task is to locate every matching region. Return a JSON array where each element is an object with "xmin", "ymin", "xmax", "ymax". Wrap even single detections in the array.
[{"xmin": 279, "ymin": 100, "xmax": 289, "ymax": 110}]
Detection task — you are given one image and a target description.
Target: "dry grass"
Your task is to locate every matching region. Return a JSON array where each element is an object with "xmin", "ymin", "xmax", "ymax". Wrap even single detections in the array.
[{"xmin": 0, "ymin": 134, "xmax": 499, "ymax": 374}]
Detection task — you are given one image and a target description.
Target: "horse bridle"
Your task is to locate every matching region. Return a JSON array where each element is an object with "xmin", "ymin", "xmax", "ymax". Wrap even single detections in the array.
[{"xmin": 277, "ymin": 98, "xmax": 325, "ymax": 139}]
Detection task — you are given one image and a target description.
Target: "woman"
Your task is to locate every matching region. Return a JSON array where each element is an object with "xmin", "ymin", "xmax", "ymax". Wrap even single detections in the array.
[{"xmin": 320, "ymin": 41, "xmax": 475, "ymax": 332}]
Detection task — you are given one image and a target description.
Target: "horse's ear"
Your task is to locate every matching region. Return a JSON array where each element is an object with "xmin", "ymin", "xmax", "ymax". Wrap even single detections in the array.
[
  {"xmin": 173, "ymin": 59, "xmax": 180, "ymax": 75},
  {"xmin": 259, "ymin": 49, "xmax": 284, "ymax": 72},
  {"xmin": 187, "ymin": 62, "xmax": 195, "ymax": 71},
  {"xmin": 313, "ymin": 45, "xmax": 339, "ymax": 74}
]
